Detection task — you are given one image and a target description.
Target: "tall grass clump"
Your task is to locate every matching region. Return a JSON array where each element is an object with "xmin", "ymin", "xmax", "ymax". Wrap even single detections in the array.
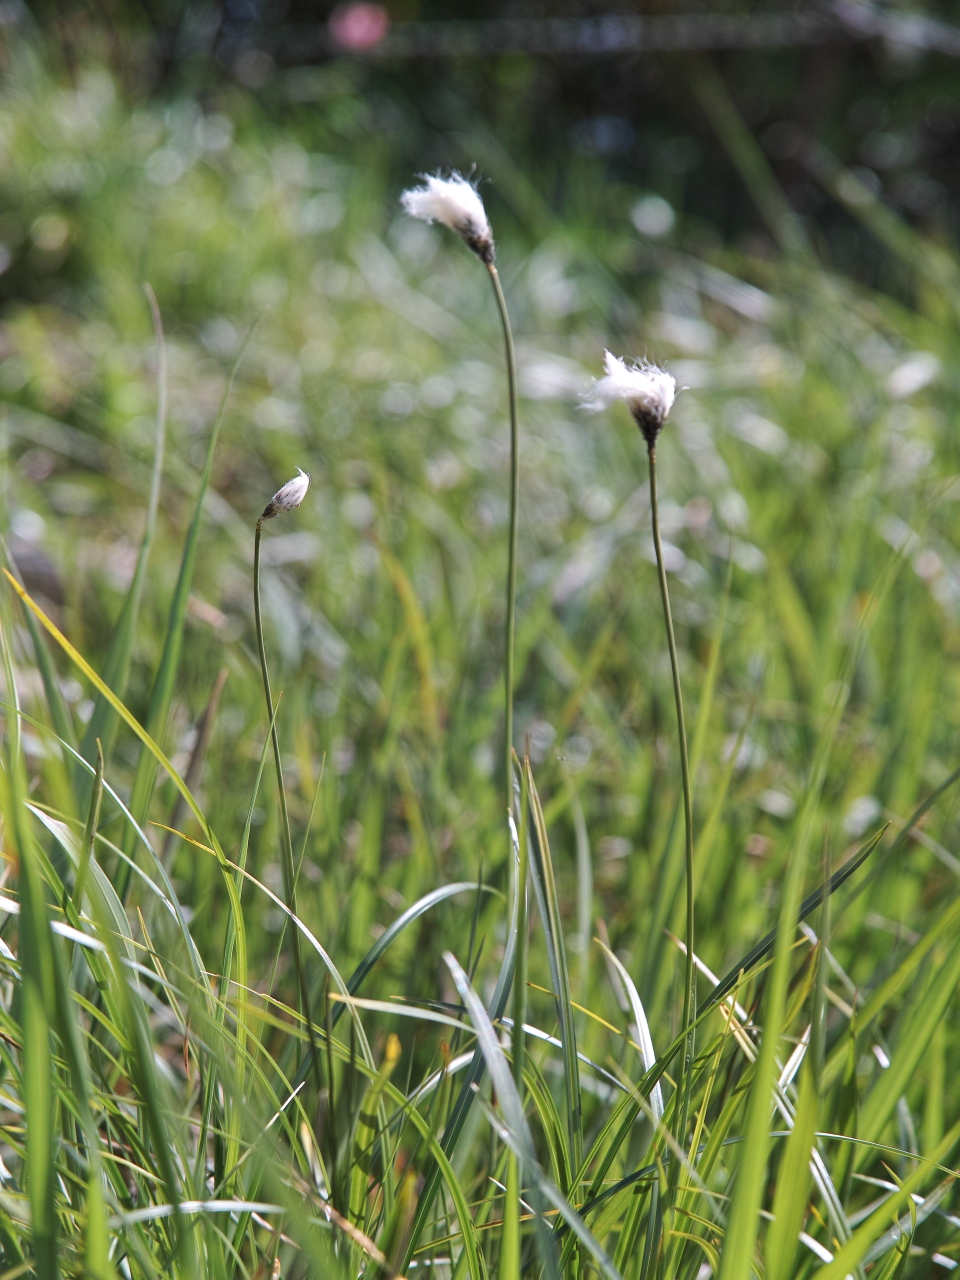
[{"xmin": 3, "ymin": 44, "xmax": 960, "ymax": 1280}]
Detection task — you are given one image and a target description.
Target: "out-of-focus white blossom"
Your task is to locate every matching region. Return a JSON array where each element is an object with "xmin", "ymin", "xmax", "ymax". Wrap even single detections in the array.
[
  {"xmin": 260, "ymin": 467, "xmax": 311, "ymax": 521},
  {"xmin": 400, "ymin": 172, "xmax": 495, "ymax": 262},
  {"xmin": 583, "ymin": 350, "xmax": 676, "ymax": 445}
]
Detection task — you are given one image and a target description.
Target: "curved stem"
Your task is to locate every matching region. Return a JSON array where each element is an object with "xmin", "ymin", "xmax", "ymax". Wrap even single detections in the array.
[
  {"xmin": 488, "ymin": 261, "xmax": 526, "ymax": 1264},
  {"xmin": 254, "ymin": 519, "xmax": 319, "ymax": 1079},
  {"xmin": 486, "ymin": 262, "xmax": 520, "ymax": 824},
  {"xmin": 647, "ymin": 447, "xmax": 696, "ymax": 1145}
]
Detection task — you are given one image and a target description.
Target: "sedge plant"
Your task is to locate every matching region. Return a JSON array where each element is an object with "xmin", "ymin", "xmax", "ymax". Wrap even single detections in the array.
[
  {"xmin": 400, "ymin": 172, "xmax": 520, "ymax": 823},
  {"xmin": 583, "ymin": 353, "xmax": 697, "ymax": 1199},
  {"xmin": 253, "ymin": 467, "xmax": 317, "ymax": 1063},
  {"xmin": 401, "ymin": 170, "xmax": 530, "ymax": 1266},
  {"xmin": 7, "ymin": 63, "xmax": 960, "ymax": 1276}
]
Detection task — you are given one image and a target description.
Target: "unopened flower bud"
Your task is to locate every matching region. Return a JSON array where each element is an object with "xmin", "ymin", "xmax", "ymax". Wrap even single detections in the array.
[{"xmin": 261, "ymin": 467, "xmax": 311, "ymax": 521}]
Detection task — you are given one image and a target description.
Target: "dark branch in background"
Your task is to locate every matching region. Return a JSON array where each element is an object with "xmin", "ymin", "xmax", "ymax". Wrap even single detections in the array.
[{"xmin": 260, "ymin": 2, "xmax": 960, "ymax": 64}]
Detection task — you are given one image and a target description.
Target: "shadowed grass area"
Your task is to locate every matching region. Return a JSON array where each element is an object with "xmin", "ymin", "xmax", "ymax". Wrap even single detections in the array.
[{"xmin": 2, "ymin": 37, "xmax": 960, "ymax": 1279}]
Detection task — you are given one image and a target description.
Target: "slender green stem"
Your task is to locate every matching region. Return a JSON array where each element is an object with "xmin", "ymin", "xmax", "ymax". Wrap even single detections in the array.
[
  {"xmin": 647, "ymin": 447, "xmax": 696, "ymax": 1147},
  {"xmin": 254, "ymin": 519, "xmax": 320, "ymax": 1083},
  {"xmin": 488, "ymin": 260, "xmax": 523, "ymax": 1271},
  {"xmin": 511, "ymin": 756, "xmax": 529, "ymax": 1092},
  {"xmin": 504, "ymin": 760, "xmax": 526, "ymax": 1277},
  {"xmin": 74, "ymin": 738, "xmax": 104, "ymax": 912},
  {"xmin": 486, "ymin": 262, "xmax": 520, "ymax": 825}
]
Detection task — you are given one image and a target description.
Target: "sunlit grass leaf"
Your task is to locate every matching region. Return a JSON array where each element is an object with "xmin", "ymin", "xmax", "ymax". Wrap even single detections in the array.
[{"xmin": 765, "ymin": 1062, "xmax": 817, "ymax": 1280}]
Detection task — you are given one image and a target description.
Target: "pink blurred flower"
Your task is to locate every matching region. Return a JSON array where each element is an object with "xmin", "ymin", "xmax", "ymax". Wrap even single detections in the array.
[{"xmin": 329, "ymin": 4, "xmax": 390, "ymax": 51}]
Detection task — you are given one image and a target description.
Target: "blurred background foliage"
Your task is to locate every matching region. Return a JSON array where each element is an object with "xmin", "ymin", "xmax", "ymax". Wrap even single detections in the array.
[{"xmin": 13, "ymin": 0, "xmax": 960, "ymax": 287}]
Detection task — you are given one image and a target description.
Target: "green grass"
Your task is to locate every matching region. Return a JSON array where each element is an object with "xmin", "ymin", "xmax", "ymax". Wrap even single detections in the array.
[{"xmin": 2, "ymin": 36, "xmax": 960, "ymax": 1279}]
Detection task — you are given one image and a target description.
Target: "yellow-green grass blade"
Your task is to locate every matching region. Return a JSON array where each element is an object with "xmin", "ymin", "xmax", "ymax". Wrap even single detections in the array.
[
  {"xmin": 78, "ymin": 284, "xmax": 167, "ymax": 794},
  {"xmin": 83, "ymin": 1171, "xmax": 114, "ymax": 1280},
  {"xmin": 2, "ymin": 569, "xmax": 245, "ymax": 991},
  {"xmin": 667, "ymin": 1009, "xmax": 739, "ymax": 1280},
  {"xmin": 1, "ymin": 538, "xmax": 74, "ymax": 751},
  {"xmin": 764, "ymin": 1062, "xmax": 817, "ymax": 1280},
  {"xmin": 498, "ymin": 1153, "xmax": 521, "ymax": 1280},
  {"xmin": 4, "ymin": 572, "xmax": 251, "ymax": 1230},
  {"xmin": 870, "ymin": 1231, "xmax": 910, "ymax": 1280},
  {"xmin": 349, "ymin": 1032, "xmax": 402, "ymax": 1232},
  {"xmin": 377, "ymin": 1166, "xmax": 418, "ymax": 1278},
  {"xmin": 716, "ymin": 794, "xmax": 811, "ymax": 1280}
]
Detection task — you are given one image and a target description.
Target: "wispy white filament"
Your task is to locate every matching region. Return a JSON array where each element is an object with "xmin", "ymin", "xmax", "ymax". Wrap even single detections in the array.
[
  {"xmin": 261, "ymin": 467, "xmax": 311, "ymax": 520},
  {"xmin": 582, "ymin": 350, "xmax": 676, "ymax": 433},
  {"xmin": 400, "ymin": 172, "xmax": 494, "ymax": 262}
]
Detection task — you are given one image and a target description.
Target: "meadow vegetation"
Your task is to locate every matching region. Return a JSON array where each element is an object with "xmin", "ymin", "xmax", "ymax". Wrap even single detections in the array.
[{"xmin": 1, "ymin": 35, "xmax": 960, "ymax": 1279}]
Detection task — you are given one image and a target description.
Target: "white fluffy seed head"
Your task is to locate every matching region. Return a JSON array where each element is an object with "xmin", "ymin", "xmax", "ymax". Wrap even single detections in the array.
[
  {"xmin": 400, "ymin": 172, "xmax": 495, "ymax": 263},
  {"xmin": 261, "ymin": 467, "xmax": 311, "ymax": 521},
  {"xmin": 582, "ymin": 350, "xmax": 676, "ymax": 446}
]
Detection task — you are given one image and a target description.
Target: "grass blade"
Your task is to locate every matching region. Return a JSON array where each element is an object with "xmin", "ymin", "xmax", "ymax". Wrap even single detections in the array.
[
  {"xmin": 10, "ymin": 819, "xmax": 59, "ymax": 1277},
  {"xmin": 700, "ymin": 826, "xmax": 885, "ymax": 1017},
  {"xmin": 340, "ymin": 882, "xmax": 497, "ymax": 1023},
  {"xmin": 73, "ymin": 737, "xmax": 104, "ymax": 909},
  {"xmin": 119, "ymin": 316, "xmax": 258, "ymax": 870},
  {"xmin": 854, "ymin": 930, "xmax": 960, "ymax": 1169},
  {"xmin": 442, "ymin": 949, "xmax": 559, "ymax": 1279},
  {"xmin": 716, "ymin": 797, "xmax": 812, "ymax": 1280},
  {"xmin": 813, "ymin": 1120, "xmax": 960, "ymax": 1279},
  {"xmin": 765, "ymin": 1063, "xmax": 817, "ymax": 1280},
  {"xmin": 78, "ymin": 284, "xmax": 167, "ymax": 794},
  {"xmin": 596, "ymin": 939, "xmax": 663, "ymax": 1121},
  {"xmin": 349, "ymin": 1033, "xmax": 401, "ymax": 1231},
  {"xmin": 1, "ymin": 538, "xmax": 75, "ymax": 750},
  {"xmin": 0, "ymin": 592, "xmax": 58, "ymax": 1275},
  {"xmin": 398, "ymin": 817, "xmax": 520, "ymax": 1270},
  {"xmin": 526, "ymin": 759, "xmax": 583, "ymax": 1176}
]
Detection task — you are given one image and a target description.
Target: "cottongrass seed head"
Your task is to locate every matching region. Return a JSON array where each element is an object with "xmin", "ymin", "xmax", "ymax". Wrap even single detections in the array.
[
  {"xmin": 583, "ymin": 350, "xmax": 676, "ymax": 448},
  {"xmin": 401, "ymin": 171, "xmax": 495, "ymax": 263},
  {"xmin": 261, "ymin": 467, "xmax": 311, "ymax": 521}
]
